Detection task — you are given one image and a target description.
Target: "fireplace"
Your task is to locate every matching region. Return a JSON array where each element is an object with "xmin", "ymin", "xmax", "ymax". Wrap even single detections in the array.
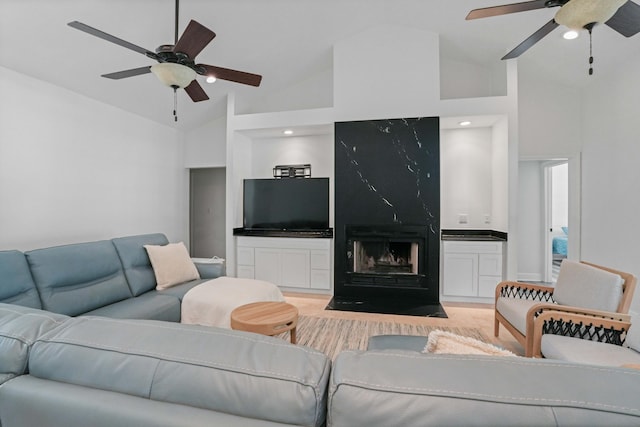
[
  {"xmin": 331, "ymin": 117, "xmax": 442, "ymax": 316},
  {"xmin": 346, "ymin": 225, "xmax": 425, "ymax": 287}
]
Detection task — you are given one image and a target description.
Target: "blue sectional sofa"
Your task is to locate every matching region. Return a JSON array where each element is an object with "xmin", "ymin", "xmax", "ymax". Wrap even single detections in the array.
[
  {"xmin": 1, "ymin": 234, "xmax": 640, "ymax": 426},
  {"xmin": 0, "ymin": 233, "xmax": 224, "ymax": 321}
]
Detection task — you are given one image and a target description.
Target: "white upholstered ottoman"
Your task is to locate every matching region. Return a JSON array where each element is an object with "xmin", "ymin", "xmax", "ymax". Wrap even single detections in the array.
[{"xmin": 181, "ymin": 277, "xmax": 285, "ymax": 328}]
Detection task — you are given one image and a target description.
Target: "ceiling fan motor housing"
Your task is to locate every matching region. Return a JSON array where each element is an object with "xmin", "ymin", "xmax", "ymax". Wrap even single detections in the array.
[{"xmin": 555, "ymin": 0, "xmax": 627, "ymax": 29}]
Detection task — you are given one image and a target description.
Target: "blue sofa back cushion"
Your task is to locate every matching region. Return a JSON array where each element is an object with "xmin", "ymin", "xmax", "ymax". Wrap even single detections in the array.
[
  {"xmin": 25, "ymin": 240, "xmax": 132, "ymax": 316},
  {"xmin": 112, "ymin": 233, "xmax": 169, "ymax": 296},
  {"xmin": 0, "ymin": 304, "xmax": 68, "ymax": 384},
  {"xmin": 0, "ymin": 251, "xmax": 41, "ymax": 309}
]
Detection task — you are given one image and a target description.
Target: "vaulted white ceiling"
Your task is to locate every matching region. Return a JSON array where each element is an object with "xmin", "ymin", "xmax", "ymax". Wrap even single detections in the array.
[{"xmin": 2, "ymin": 0, "xmax": 638, "ymax": 129}]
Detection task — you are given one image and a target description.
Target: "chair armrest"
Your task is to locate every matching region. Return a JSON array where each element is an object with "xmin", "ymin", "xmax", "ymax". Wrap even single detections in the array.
[
  {"xmin": 531, "ymin": 309, "xmax": 632, "ymax": 358},
  {"xmin": 495, "ymin": 281, "xmax": 555, "ymax": 304}
]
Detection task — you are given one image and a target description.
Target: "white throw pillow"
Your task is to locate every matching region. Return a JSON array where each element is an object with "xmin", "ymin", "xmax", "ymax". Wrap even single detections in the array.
[{"xmin": 144, "ymin": 242, "xmax": 200, "ymax": 290}]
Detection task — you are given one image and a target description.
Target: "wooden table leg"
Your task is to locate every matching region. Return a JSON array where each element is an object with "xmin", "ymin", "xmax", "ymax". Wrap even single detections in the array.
[{"xmin": 290, "ymin": 327, "xmax": 297, "ymax": 344}]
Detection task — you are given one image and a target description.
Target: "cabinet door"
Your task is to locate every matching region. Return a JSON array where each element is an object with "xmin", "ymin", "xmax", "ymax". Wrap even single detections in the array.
[
  {"xmin": 237, "ymin": 247, "xmax": 255, "ymax": 266},
  {"xmin": 254, "ymin": 248, "xmax": 281, "ymax": 285},
  {"xmin": 236, "ymin": 265, "xmax": 255, "ymax": 279},
  {"xmin": 443, "ymin": 253, "xmax": 478, "ymax": 296},
  {"xmin": 310, "ymin": 269, "xmax": 331, "ymax": 290},
  {"xmin": 478, "ymin": 276, "xmax": 501, "ymax": 298},
  {"xmin": 281, "ymin": 249, "xmax": 310, "ymax": 288},
  {"xmin": 479, "ymin": 253, "xmax": 502, "ymax": 276}
]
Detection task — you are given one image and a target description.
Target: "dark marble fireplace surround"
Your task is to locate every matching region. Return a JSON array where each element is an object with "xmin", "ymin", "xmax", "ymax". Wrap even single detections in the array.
[{"xmin": 331, "ymin": 117, "xmax": 441, "ymax": 316}]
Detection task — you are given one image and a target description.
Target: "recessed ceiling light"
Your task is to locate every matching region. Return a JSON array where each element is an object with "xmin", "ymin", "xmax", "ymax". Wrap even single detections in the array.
[
  {"xmin": 206, "ymin": 76, "xmax": 217, "ymax": 83},
  {"xmin": 563, "ymin": 30, "xmax": 579, "ymax": 40},
  {"xmin": 459, "ymin": 121, "xmax": 471, "ymax": 127},
  {"xmin": 283, "ymin": 129, "xmax": 294, "ymax": 135}
]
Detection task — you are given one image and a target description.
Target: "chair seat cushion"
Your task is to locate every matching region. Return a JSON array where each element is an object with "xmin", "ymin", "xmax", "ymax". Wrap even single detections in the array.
[
  {"xmin": 496, "ymin": 297, "xmax": 541, "ymax": 335},
  {"xmin": 541, "ymin": 334, "xmax": 640, "ymax": 366},
  {"xmin": 82, "ymin": 292, "xmax": 181, "ymax": 322}
]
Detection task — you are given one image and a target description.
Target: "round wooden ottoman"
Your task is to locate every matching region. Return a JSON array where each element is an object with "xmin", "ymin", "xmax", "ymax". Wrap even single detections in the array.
[{"xmin": 230, "ymin": 301, "xmax": 299, "ymax": 343}]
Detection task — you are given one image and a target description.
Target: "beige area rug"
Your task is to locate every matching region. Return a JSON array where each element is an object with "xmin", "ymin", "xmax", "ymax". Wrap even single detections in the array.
[{"xmin": 291, "ymin": 315, "xmax": 487, "ymax": 360}]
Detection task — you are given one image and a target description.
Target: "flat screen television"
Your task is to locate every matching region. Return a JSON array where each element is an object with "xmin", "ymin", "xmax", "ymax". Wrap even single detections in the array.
[{"xmin": 243, "ymin": 178, "xmax": 329, "ymax": 230}]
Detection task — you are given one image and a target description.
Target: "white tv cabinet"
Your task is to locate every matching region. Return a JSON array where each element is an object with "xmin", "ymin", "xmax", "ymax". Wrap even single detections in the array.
[{"xmin": 236, "ymin": 236, "xmax": 332, "ymax": 293}]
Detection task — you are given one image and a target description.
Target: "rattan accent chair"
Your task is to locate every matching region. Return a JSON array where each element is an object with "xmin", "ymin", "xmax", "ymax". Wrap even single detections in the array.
[{"xmin": 494, "ymin": 260, "xmax": 637, "ymax": 357}]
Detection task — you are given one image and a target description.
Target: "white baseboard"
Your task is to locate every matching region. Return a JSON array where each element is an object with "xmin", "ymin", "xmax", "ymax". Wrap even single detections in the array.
[{"xmin": 517, "ymin": 273, "xmax": 543, "ymax": 282}]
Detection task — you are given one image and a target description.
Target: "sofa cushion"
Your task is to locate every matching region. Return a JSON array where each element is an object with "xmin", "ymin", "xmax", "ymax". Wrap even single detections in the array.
[
  {"xmin": 0, "ymin": 250, "xmax": 41, "ymax": 309},
  {"xmin": 329, "ymin": 351, "xmax": 640, "ymax": 426},
  {"xmin": 0, "ymin": 376, "xmax": 292, "ymax": 427},
  {"xmin": 157, "ymin": 278, "xmax": 210, "ymax": 301},
  {"xmin": 82, "ymin": 292, "xmax": 181, "ymax": 322},
  {"xmin": 0, "ymin": 304, "xmax": 68, "ymax": 384},
  {"xmin": 541, "ymin": 334, "xmax": 640, "ymax": 367},
  {"xmin": 26, "ymin": 240, "xmax": 132, "ymax": 316},
  {"xmin": 553, "ymin": 260, "xmax": 624, "ymax": 312},
  {"xmin": 28, "ymin": 316, "xmax": 330, "ymax": 427},
  {"xmin": 144, "ymin": 242, "xmax": 200, "ymax": 290},
  {"xmin": 112, "ymin": 233, "xmax": 170, "ymax": 296}
]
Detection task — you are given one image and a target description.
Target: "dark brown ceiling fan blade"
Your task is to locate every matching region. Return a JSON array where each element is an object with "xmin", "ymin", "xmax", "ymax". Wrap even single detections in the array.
[
  {"xmin": 184, "ymin": 80, "xmax": 209, "ymax": 102},
  {"xmin": 102, "ymin": 66, "xmax": 152, "ymax": 80},
  {"xmin": 466, "ymin": 0, "xmax": 553, "ymax": 20},
  {"xmin": 198, "ymin": 64, "xmax": 262, "ymax": 87},
  {"xmin": 606, "ymin": 0, "xmax": 640, "ymax": 37},
  {"xmin": 68, "ymin": 21, "xmax": 159, "ymax": 60},
  {"xmin": 173, "ymin": 20, "xmax": 216, "ymax": 59},
  {"xmin": 502, "ymin": 19, "xmax": 559, "ymax": 59}
]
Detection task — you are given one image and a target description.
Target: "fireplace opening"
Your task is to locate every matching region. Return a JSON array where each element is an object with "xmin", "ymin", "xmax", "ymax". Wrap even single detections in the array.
[{"xmin": 354, "ymin": 240, "xmax": 418, "ymax": 275}]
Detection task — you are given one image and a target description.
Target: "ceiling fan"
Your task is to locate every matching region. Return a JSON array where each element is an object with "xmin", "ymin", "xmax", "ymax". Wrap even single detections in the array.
[
  {"xmin": 68, "ymin": 0, "xmax": 262, "ymax": 120},
  {"xmin": 467, "ymin": 0, "xmax": 640, "ymax": 72}
]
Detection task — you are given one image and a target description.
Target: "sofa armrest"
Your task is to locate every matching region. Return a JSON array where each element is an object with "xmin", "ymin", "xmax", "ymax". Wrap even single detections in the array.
[
  {"xmin": 531, "ymin": 309, "xmax": 632, "ymax": 358},
  {"xmin": 193, "ymin": 260, "xmax": 225, "ymax": 279}
]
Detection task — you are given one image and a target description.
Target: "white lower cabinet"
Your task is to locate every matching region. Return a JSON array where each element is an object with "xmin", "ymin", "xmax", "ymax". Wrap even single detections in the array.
[
  {"xmin": 442, "ymin": 241, "xmax": 504, "ymax": 301},
  {"xmin": 236, "ymin": 236, "xmax": 332, "ymax": 291}
]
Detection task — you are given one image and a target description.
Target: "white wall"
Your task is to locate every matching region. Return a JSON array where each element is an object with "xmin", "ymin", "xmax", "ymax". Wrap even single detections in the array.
[
  {"xmin": 440, "ymin": 127, "xmax": 493, "ymax": 229},
  {"xmin": 250, "ymin": 134, "xmax": 335, "ymax": 227},
  {"xmin": 333, "ymin": 25, "xmax": 440, "ymax": 120},
  {"xmin": 518, "ymin": 71, "xmax": 582, "ymax": 158},
  {"xmin": 491, "ymin": 117, "xmax": 509, "ymax": 232},
  {"xmin": 0, "ymin": 66, "xmax": 188, "ymax": 251},
  {"xmin": 517, "ymin": 161, "xmax": 545, "ymax": 281},
  {"xmin": 184, "ymin": 115, "xmax": 227, "ymax": 168},
  {"xmin": 581, "ymin": 56, "xmax": 640, "ymax": 313},
  {"xmin": 440, "ymin": 57, "xmax": 506, "ymax": 100}
]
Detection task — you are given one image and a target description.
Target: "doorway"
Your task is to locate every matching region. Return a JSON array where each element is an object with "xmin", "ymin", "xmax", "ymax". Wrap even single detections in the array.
[
  {"xmin": 189, "ymin": 167, "xmax": 226, "ymax": 258},
  {"xmin": 517, "ymin": 156, "xmax": 580, "ymax": 284}
]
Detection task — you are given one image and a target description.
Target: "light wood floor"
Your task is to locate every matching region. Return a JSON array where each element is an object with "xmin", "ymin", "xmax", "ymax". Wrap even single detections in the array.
[{"xmin": 283, "ymin": 292, "xmax": 525, "ymax": 356}]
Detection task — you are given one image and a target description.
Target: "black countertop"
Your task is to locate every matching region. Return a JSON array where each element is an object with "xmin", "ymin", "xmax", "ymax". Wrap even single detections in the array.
[
  {"xmin": 441, "ymin": 229, "xmax": 507, "ymax": 242},
  {"xmin": 233, "ymin": 228, "xmax": 334, "ymax": 238}
]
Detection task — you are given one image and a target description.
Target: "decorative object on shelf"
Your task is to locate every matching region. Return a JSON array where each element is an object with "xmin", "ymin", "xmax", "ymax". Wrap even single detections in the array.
[{"xmin": 273, "ymin": 164, "xmax": 311, "ymax": 178}]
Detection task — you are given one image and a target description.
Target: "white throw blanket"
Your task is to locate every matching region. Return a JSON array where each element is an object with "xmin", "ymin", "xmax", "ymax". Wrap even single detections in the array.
[{"xmin": 181, "ymin": 277, "xmax": 285, "ymax": 328}]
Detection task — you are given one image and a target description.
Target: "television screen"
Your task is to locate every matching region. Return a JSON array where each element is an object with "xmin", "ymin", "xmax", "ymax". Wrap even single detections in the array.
[{"xmin": 243, "ymin": 178, "xmax": 329, "ymax": 230}]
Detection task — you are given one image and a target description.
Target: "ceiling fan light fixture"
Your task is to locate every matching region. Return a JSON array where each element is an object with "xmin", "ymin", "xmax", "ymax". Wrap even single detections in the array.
[
  {"xmin": 206, "ymin": 76, "xmax": 217, "ymax": 83},
  {"xmin": 150, "ymin": 63, "xmax": 196, "ymax": 88},
  {"xmin": 554, "ymin": 0, "xmax": 627, "ymax": 30},
  {"xmin": 563, "ymin": 30, "xmax": 580, "ymax": 39}
]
